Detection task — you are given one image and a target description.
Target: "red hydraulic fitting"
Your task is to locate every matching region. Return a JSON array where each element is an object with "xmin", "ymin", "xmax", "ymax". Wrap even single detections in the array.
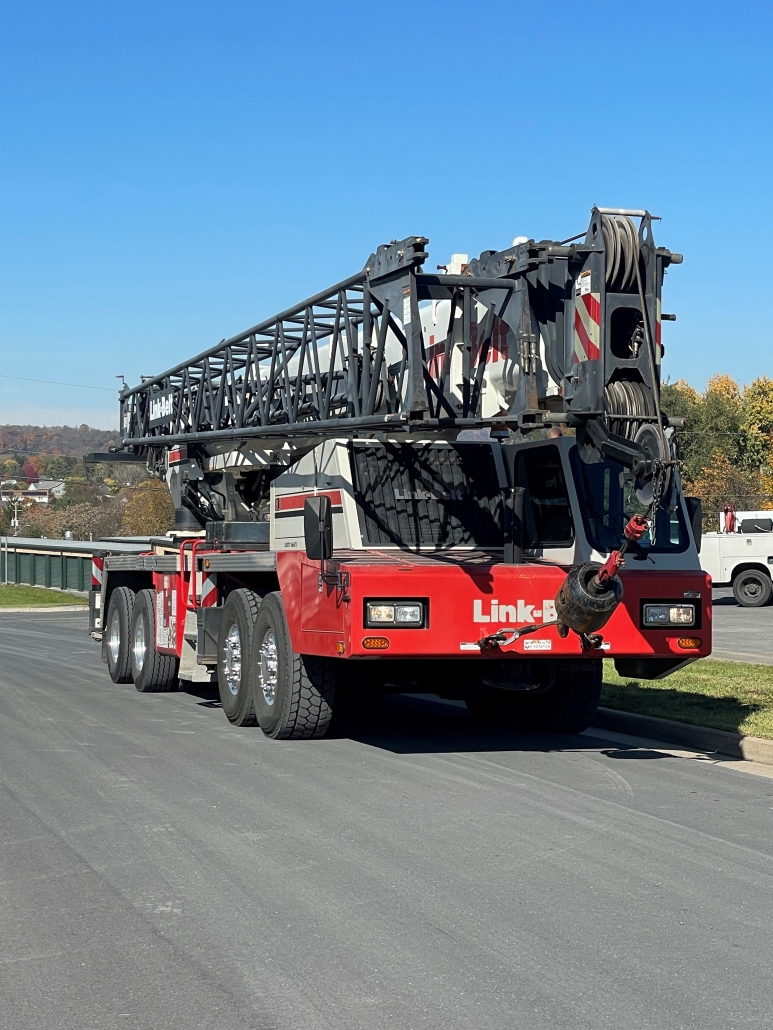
[
  {"xmin": 624, "ymin": 514, "xmax": 649, "ymax": 542},
  {"xmin": 595, "ymin": 549, "xmax": 623, "ymax": 586},
  {"xmin": 595, "ymin": 515, "xmax": 649, "ymax": 588}
]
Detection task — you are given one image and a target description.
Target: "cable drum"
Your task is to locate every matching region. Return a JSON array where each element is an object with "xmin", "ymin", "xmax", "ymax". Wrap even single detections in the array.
[
  {"xmin": 604, "ymin": 378, "xmax": 671, "ymax": 506},
  {"xmin": 601, "ymin": 215, "xmax": 639, "ymax": 293},
  {"xmin": 604, "ymin": 379, "xmax": 654, "ymax": 440}
]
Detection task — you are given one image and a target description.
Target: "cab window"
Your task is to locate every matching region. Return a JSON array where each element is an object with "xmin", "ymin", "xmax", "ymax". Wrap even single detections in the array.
[{"xmin": 514, "ymin": 446, "xmax": 574, "ymax": 549}]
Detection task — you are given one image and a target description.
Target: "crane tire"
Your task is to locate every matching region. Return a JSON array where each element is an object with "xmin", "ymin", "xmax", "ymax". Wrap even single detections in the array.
[
  {"xmin": 517, "ymin": 660, "xmax": 602, "ymax": 734},
  {"xmin": 217, "ymin": 589, "xmax": 261, "ymax": 725},
  {"xmin": 251, "ymin": 591, "xmax": 335, "ymax": 740},
  {"xmin": 105, "ymin": 586, "xmax": 135, "ymax": 684},
  {"xmin": 130, "ymin": 589, "xmax": 179, "ymax": 692}
]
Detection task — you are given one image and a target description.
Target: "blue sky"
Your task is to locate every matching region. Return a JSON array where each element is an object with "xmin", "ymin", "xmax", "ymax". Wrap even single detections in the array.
[{"xmin": 1, "ymin": 1, "xmax": 771, "ymax": 429}]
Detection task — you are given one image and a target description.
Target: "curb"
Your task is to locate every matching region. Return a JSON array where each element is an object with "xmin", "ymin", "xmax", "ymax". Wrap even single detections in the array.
[
  {"xmin": 592, "ymin": 707, "xmax": 773, "ymax": 767},
  {"xmin": 0, "ymin": 605, "xmax": 89, "ymax": 613}
]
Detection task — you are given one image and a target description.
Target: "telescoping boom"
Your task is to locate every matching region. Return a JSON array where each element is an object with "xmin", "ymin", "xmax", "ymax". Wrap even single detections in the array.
[{"xmin": 87, "ymin": 207, "xmax": 709, "ymax": 740}]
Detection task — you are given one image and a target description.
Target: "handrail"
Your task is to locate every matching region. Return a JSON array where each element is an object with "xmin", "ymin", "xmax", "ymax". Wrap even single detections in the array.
[{"xmin": 179, "ymin": 538, "xmax": 208, "ymax": 611}]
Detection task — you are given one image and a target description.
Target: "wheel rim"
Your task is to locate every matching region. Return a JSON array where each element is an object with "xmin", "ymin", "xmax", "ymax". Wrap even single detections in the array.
[
  {"xmin": 109, "ymin": 608, "xmax": 121, "ymax": 665},
  {"xmin": 258, "ymin": 630, "xmax": 278, "ymax": 706},
  {"xmin": 741, "ymin": 577, "xmax": 762, "ymax": 601},
  {"xmin": 133, "ymin": 616, "xmax": 146, "ymax": 673},
  {"xmin": 223, "ymin": 623, "xmax": 242, "ymax": 696}
]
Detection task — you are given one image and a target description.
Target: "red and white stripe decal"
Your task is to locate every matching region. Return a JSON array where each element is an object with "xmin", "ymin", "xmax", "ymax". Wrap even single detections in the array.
[
  {"xmin": 573, "ymin": 292, "xmax": 601, "ymax": 362},
  {"xmin": 200, "ymin": 573, "xmax": 217, "ymax": 608},
  {"xmin": 91, "ymin": 556, "xmax": 104, "ymax": 589},
  {"xmin": 169, "ymin": 445, "xmax": 188, "ymax": 465},
  {"xmin": 275, "ymin": 490, "xmax": 343, "ymax": 512}
]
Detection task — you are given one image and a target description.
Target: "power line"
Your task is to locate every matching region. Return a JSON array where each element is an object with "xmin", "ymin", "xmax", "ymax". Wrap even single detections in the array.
[{"xmin": 0, "ymin": 374, "xmax": 117, "ymax": 393}]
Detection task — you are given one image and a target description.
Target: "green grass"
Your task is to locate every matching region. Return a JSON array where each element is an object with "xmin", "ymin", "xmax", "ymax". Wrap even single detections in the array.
[
  {"xmin": 0, "ymin": 584, "xmax": 86, "ymax": 608},
  {"xmin": 602, "ymin": 658, "xmax": 773, "ymax": 740}
]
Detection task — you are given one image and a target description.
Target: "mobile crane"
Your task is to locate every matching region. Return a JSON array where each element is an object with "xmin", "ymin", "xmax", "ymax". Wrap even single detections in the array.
[{"xmin": 87, "ymin": 207, "xmax": 710, "ymax": 739}]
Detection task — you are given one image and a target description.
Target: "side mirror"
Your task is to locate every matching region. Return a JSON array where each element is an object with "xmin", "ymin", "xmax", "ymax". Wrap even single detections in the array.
[
  {"xmin": 304, "ymin": 495, "xmax": 333, "ymax": 561},
  {"xmin": 685, "ymin": 496, "xmax": 702, "ymax": 553}
]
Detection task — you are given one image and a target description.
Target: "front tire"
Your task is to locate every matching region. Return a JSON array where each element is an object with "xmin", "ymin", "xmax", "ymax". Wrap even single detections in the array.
[
  {"xmin": 217, "ymin": 589, "xmax": 260, "ymax": 726},
  {"xmin": 130, "ymin": 589, "xmax": 179, "ymax": 692},
  {"xmin": 251, "ymin": 592, "xmax": 335, "ymax": 740},
  {"xmin": 733, "ymin": 569, "xmax": 772, "ymax": 607},
  {"xmin": 105, "ymin": 586, "xmax": 135, "ymax": 684}
]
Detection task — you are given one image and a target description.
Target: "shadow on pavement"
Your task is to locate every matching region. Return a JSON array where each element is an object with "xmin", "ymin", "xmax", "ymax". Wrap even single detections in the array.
[
  {"xmin": 181, "ymin": 681, "xmax": 222, "ymax": 707},
  {"xmin": 601, "ymin": 748, "xmax": 671, "ymax": 760},
  {"xmin": 336, "ymin": 693, "xmax": 675, "ymax": 758}
]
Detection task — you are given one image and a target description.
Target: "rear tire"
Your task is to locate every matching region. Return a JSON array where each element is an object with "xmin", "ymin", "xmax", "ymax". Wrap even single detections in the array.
[
  {"xmin": 105, "ymin": 586, "xmax": 135, "ymax": 684},
  {"xmin": 251, "ymin": 591, "xmax": 335, "ymax": 740},
  {"xmin": 517, "ymin": 660, "xmax": 602, "ymax": 734},
  {"xmin": 130, "ymin": 589, "xmax": 179, "ymax": 692},
  {"xmin": 217, "ymin": 589, "xmax": 260, "ymax": 726},
  {"xmin": 733, "ymin": 569, "xmax": 772, "ymax": 607}
]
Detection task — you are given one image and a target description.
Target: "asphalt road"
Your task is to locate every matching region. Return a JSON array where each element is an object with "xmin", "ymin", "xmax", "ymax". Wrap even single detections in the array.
[
  {"xmin": 712, "ymin": 587, "xmax": 773, "ymax": 664},
  {"xmin": 2, "ymin": 612, "xmax": 773, "ymax": 1030}
]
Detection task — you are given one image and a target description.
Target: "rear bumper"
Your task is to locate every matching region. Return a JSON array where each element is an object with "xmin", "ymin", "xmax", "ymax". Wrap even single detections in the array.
[{"xmin": 278, "ymin": 554, "xmax": 712, "ymax": 661}]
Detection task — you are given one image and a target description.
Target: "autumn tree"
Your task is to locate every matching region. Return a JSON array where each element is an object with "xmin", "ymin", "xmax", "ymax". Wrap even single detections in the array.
[
  {"xmin": 1, "ymin": 458, "xmax": 21, "ymax": 480},
  {"xmin": 121, "ymin": 479, "xmax": 175, "ymax": 536},
  {"xmin": 662, "ymin": 374, "xmax": 773, "ymax": 528},
  {"xmin": 41, "ymin": 455, "xmax": 79, "ymax": 481},
  {"xmin": 19, "ymin": 501, "xmax": 123, "ymax": 541},
  {"xmin": 740, "ymin": 375, "xmax": 773, "ymax": 470}
]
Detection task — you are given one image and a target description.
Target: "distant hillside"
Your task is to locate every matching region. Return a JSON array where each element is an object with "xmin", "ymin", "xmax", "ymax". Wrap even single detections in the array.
[{"xmin": 0, "ymin": 424, "xmax": 120, "ymax": 457}]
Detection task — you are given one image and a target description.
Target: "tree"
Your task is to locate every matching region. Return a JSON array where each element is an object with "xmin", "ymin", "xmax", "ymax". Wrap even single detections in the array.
[
  {"xmin": 19, "ymin": 500, "xmax": 123, "ymax": 541},
  {"xmin": 121, "ymin": 479, "xmax": 175, "ymax": 536},
  {"xmin": 741, "ymin": 375, "xmax": 773, "ymax": 471},
  {"xmin": 662, "ymin": 374, "xmax": 773, "ymax": 528},
  {"xmin": 41, "ymin": 455, "xmax": 79, "ymax": 481},
  {"xmin": 688, "ymin": 453, "xmax": 767, "ymax": 529},
  {"xmin": 57, "ymin": 477, "xmax": 104, "ymax": 507}
]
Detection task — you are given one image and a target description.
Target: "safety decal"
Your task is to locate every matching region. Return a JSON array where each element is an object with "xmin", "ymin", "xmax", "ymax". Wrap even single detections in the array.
[{"xmin": 573, "ymin": 292, "xmax": 601, "ymax": 362}]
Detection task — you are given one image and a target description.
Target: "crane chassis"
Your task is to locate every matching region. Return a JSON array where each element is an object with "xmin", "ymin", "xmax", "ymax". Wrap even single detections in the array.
[{"xmin": 87, "ymin": 207, "xmax": 710, "ymax": 739}]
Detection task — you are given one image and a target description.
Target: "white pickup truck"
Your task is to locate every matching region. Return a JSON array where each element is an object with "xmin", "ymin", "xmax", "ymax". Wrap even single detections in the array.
[{"xmin": 700, "ymin": 510, "xmax": 773, "ymax": 606}]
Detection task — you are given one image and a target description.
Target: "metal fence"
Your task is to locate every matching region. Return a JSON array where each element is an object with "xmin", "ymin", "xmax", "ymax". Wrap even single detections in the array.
[{"xmin": 0, "ymin": 537, "xmax": 147, "ymax": 594}]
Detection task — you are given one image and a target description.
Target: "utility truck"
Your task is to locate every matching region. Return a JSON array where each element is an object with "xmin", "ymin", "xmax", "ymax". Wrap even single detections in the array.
[
  {"xmin": 701, "ymin": 509, "xmax": 773, "ymax": 607},
  {"xmin": 87, "ymin": 207, "xmax": 710, "ymax": 739}
]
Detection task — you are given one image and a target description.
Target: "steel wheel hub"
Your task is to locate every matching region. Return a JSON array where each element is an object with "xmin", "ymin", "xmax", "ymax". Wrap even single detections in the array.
[
  {"xmin": 223, "ymin": 623, "xmax": 242, "ymax": 696},
  {"xmin": 259, "ymin": 631, "xmax": 278, "ymax": 706},
  {"xmin": 133, "ymin": 617, "xmax": 146, "ymax": 672},
  {"xmin": 109, "ymin": 609, "xmax": 121, "ymax": 665}
]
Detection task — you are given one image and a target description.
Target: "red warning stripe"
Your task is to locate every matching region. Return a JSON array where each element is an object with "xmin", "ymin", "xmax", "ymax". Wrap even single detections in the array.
[
  {"xmin": 91, "ymin": 555, "xmax": 104, "ymax": 589},
  {"xmin": 275, "ymin": 490, "xmax": 343, "ymax": 512},
  {"xmin": 581, "ymin": 292, "xmax": 600, "ymax": 326},
  {"xmin": 574, "ymin": 307, "xmax": 600, "ymax": 361}
]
